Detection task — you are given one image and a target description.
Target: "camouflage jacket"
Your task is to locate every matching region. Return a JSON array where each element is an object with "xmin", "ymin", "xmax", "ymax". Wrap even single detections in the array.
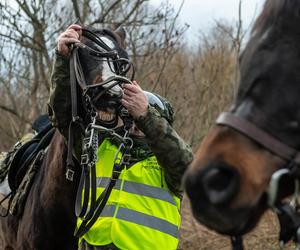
[{"xmin": 48, "ymin": 50, "xmax": 193, "ymax": 197}]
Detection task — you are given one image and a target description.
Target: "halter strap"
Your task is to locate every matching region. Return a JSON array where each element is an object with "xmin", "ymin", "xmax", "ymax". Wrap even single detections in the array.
[{"xmin": 216, "ymin": 112, "xmax": 300, "ymax": 164}]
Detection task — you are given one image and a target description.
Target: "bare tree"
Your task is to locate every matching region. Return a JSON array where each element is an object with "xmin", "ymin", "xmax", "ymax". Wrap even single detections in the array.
[{"xmin": 0, "ymin": 0, "xmax": 186, "ymax": 150}]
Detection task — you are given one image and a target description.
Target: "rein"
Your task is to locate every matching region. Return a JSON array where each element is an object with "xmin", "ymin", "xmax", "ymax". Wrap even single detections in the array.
[
  {"xmin": 216, "ymin": 112, "xmax": 300, "ymax": 249},
  {"xmin": 66, "ymin": 28, "xmax": 135, "ymax": 237},
  {"xmin": 74, "ymin": 114, "xmax": 133, "ymax": 237}
]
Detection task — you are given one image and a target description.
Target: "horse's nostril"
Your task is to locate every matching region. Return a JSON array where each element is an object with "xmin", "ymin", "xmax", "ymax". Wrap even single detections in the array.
[
  {"xmin": 202, "ymin": 165, "xmax": 240, "ymax": 205},
  {"xmin": 204, "ymin": 168, "xmax": 233, "ymax": 191}
]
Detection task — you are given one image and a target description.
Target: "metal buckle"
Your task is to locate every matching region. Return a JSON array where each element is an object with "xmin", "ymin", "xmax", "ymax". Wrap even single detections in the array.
[
  {"xmin": 121, "ymin": 154, "xmax": 131, "ymax": 165},
  {"xmin": 66, "ymin": 168, "xmax": 75, "ymax": 181},
  {"xmin": 81, "ymin": 154, "xmax": 89, "ymax": 165},
  {"xmin": 267, "ymin": 168, "xmax": 291, "ymax": 209},
  {"xmin": 112, "ymin": 170, "xmax": 121, "ymax": 181},
  {"xmin": 120, "ymin": 108, "xmax": 130, "ymax": 117}
]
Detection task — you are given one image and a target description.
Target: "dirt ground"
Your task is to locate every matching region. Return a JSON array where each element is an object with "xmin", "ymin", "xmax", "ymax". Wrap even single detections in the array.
[{"xmin": 179, "ymin": 195, "xmax": 295, "ymax": 250}]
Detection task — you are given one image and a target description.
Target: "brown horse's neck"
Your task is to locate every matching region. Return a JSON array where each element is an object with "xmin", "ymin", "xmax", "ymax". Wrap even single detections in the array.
[
  {"xmin": 40, "ymin": 130, "xmax": 78, "ymax": 202},
  {"xmin": 17, "ymin": 130, "xmax": 80, "ymax": 249}
]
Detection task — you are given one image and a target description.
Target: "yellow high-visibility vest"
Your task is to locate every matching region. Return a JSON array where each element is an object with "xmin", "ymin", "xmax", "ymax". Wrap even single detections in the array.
[{"xmin": 78, "ymin": 139, "xmax": 181, "ymax": 250}]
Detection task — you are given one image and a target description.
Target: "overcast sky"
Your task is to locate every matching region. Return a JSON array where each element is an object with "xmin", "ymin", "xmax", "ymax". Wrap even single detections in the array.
[{"xmin": 150, "ymin": 0, "xmax": 264, "ymax": 43}]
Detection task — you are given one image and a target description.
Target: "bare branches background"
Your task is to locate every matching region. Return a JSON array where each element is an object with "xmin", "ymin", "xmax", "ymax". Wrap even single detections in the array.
[
  {"xmin": 0, "ymin": 1, "xmax": 263, "ymax": 248},
  {"xmin": 0, "ymin": 0, "xmax": 245, "ymax": 151},
  {"xmin": 0, "ymin": 0, "xmax": 192, "ymax": 149}
]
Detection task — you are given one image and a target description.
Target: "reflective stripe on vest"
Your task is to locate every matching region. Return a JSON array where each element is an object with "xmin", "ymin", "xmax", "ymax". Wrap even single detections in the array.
[
  {"xmin": 97, "ymin": 177, "xmax": 177, "ymax": 206},
  {"xmin": 99, "ymin": 205, "xmax": 179, "ymax": 238},
  {"xmin": 78, "ymin": 139, "xmax": 181, "ymax": 250}
]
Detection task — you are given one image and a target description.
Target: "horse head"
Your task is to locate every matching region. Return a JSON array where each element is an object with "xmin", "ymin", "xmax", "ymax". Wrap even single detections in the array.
[
  {"xmin": 72, "ymin": 27, "xmax": 133, "ymax": 128},
  {"xmin": 184, "ymin": 0, "xmax": 300, "ymax": 239}
]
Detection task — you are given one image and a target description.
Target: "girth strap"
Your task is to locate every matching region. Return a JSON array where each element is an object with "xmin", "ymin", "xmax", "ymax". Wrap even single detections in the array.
[{"xmin": 216, "ymin": 112, "xmax": 300, "ymax": 164}]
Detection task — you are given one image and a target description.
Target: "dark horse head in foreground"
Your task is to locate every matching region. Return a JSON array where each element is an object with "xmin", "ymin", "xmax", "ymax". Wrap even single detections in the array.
[
  {"xmin": 0, "ymin": 27, "xmax": 128, "ymax": 250},
  {"xmin": 184, "ymin": 0, "xmax": 300, "ymax": 240}
]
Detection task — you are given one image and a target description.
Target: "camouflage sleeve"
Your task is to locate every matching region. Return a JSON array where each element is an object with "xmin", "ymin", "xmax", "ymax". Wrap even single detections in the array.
[
  {"xmin": 135, "ymin": 106, "xmax": 194, "ymax": 197},
  {"xmin": 48, "ymin": 49, "xmax": 71, "ymax": 139}
]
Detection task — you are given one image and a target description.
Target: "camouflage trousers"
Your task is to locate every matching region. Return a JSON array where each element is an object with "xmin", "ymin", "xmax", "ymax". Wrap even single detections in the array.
[{"xmin": 78, "ymin": 240, "xmax": 120, "ymax": 250}]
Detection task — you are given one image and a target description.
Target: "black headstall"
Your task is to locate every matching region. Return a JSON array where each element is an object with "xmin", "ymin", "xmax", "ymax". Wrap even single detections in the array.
[
  {"xmin": 64, "ymin": 28, "xmax": 136, "ymax": 236},
  {"xmin": 71, "ymin": 28, "xmax": 135, "ymax": 127}
]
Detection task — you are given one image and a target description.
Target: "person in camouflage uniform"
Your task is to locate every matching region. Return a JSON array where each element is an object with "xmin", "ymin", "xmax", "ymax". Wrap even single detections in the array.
[{"xmin": 48, "ymin": 24, "xmax": 193, "ymax": 250}]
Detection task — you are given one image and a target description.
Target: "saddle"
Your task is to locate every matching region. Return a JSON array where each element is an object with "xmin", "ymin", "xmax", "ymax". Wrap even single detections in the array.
[
  {"xmin": 6, "ymin": 114, "xmax": 55, "ymax": 194},
  {"xmin": 0, "ymin": 115, "xmax": 56, "ymax": 216}
]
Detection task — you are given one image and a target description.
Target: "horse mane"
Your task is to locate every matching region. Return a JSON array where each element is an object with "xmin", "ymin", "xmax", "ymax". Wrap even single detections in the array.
[
  {"xmin": 252, "ymin": 0, "xmax": 300, "ymax": 38},
  {"xmin": 236, "ymin": 0, "xmax": 300, "ymax": 106}
]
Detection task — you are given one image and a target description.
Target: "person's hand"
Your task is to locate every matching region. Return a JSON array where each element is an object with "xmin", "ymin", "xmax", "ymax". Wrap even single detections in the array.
[
  {"xmin": 121, "ymin": 81, "xmax": 148, "ymax": 119},
  {"xmin": 57, "ymin": 24, "xmax": 82, "ymax": 57}
]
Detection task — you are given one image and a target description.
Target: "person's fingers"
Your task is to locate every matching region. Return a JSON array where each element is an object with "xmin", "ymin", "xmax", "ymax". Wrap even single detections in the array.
[
  {"xmin": 63, "ymin": 30, "xmax": 79, "ymax": 39},
  {"xmin": 57, "ymin": 37, "xmax": 80, "ymax": 56},
  {"xmin": 123, "ymin": 88, "xmax": 135, "ymax": 97},
  {"xmin": 121, "ymin": 94, "xmax": 131, "ymax": 103},
  {"xmin": 123, "ymin": 83, "xmax": 141, "ymax": 93},
  {"xmin": 60, "ymin": 29, "xmax": 81, "ymax": 41},
  {"xmin": 132, "ymin": 80, "xmax": 139, "ymax": 86},
  {"xmin": 67, "ymin": 24, "xmax": 82, "ymax": 32},
  {"xmin": 132, "ymin": 81, "xmax": 142, "ymax": 90},
  {"xmin": 60, "ymin": 37, "xmax": 80, "ymax": 45},
  {"xmin": 121, "ymin": 98, "xmax": 130, "ymax": 108},
  {"xmin": 57, "ymin": 24, "xmax": 82, "ymax": 56},
  {"xmin": 66, "ymin": 24, "xmax": 82, "ymax": 39}
]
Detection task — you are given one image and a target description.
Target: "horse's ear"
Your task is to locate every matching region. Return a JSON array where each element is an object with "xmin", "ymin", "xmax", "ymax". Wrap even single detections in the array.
[{"xmin": 114, "ymin": 27, "xmax": 126, "ymax": 42}]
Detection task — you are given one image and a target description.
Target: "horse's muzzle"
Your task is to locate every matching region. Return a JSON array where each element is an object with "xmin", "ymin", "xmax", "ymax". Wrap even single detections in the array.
[
  {"xmin": 184, "ymin": 161, "xmax": 260, "ymax": 235},
  {"xmin": 185, "ymin": 162, "xmax": 240, "ymax": 205}
]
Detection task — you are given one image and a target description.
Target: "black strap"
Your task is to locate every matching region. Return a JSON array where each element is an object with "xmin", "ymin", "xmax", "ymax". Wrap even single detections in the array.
[
  {"xmin": 74, "ymin": 139, "xmax": 129, "ymax": 238},
  {"xmin": 231, "ymin": 236, "xmax": 244, "ymax": 250},
  {"xmin": 82, "ymin": 28, "xmax": 116, "ymax": 54},
  {"xmin": 90, "ymin": 162, "xmax": 97, "ymax": 218},
  {"xmin": 66, "ymin": 50, "xmax": 83, "ymax": 181},
  {"xmin": 277, "ymin": 203, "xmax": 300, "ymax": 244},
  {"xmin": 74, "ymin": 167, "xmax": 121, "ymax": 237},
  {"xmin": 75, "ymin": 162, "xmax": 97, "ymax": 220},
  {"xmin": 68, "ymin": 28, "xmax": 134, "ymax": 237},
  {"xmin": 75, "ymin": 167, "xmax": 90, "ymax": 217}
]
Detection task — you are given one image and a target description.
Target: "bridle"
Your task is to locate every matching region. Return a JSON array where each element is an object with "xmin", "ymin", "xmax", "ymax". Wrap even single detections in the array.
[
  {"xmin": 216, "ymin": 112, "xmax": 300, "ymax": 249},
  {"xmin": 72, "ymin": 28, "xmax": 134, "ymax": 126},
  {"xmin": 65, "ymin": 28, "xmax": 135, "ymax": 238}
]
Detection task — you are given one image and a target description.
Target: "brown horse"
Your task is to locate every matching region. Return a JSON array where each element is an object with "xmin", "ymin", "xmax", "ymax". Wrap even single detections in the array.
[
  {"xmin": 0, "ymin": 27, "xmax": 129, "ymax": 250},
  {"xmin": 184, "ymin": 0, "xmax": 300, "ymax": 242}
]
